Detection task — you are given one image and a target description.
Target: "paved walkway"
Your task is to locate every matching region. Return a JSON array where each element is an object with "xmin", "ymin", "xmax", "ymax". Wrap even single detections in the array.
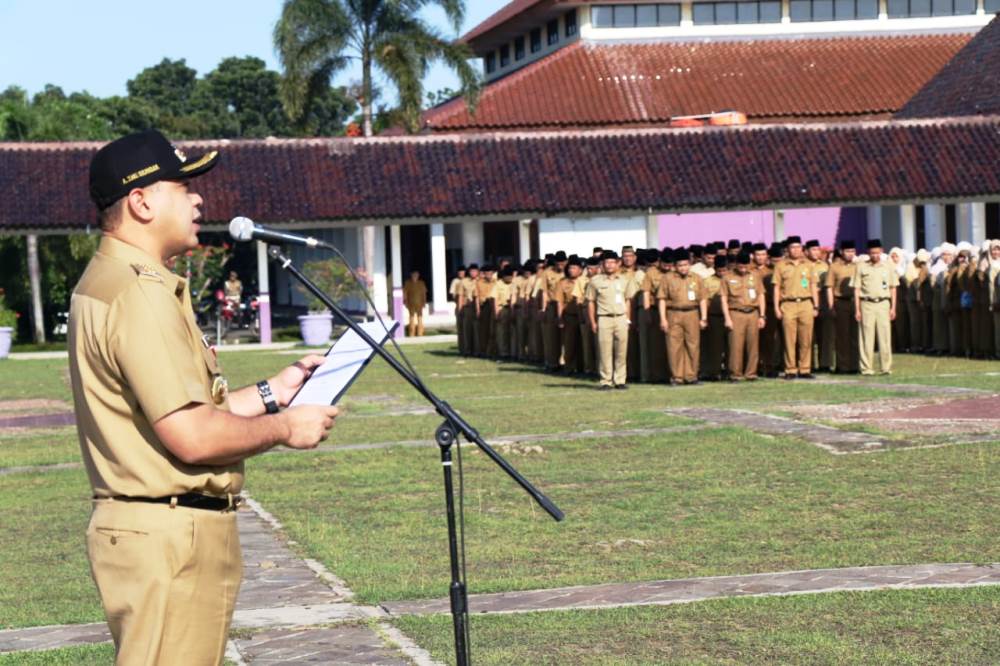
[{"xmin": 381, "ymin": 562, "xmax": 1000, "ymax": 616}]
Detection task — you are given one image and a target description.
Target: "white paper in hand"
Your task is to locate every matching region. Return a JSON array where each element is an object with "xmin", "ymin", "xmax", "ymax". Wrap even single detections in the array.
[{"xmin": 289, "ymin": 320, "xmax": 398, "ymax": 407}]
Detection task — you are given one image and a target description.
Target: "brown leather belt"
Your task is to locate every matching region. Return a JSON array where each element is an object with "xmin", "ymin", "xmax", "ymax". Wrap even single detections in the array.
[
  {"xmin": 734, "ymin": 308, "xmax": 758, "ymax": 313},
  {"xmin": 861, "ymin": 297, "xmax": 890, "ymax": 303},
  {"xmin": 668, "ymin": 306, "xmax": 698, "ymax": 311}
]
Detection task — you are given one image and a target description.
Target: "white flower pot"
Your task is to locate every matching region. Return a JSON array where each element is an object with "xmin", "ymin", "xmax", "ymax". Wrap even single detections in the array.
[
  {"xmin": 298, "ymin": 313, "xmax": 333, "ymax": 347},
  {"xmin": 0, "ymin": 327, "xmax": 12, "ymax": 359}
]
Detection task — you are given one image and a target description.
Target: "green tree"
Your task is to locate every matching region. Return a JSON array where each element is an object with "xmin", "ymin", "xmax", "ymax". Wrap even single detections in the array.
[
  {"xmin": 273, "ymin": 0, "xmax": 480, "ymax": 136},
  {"xmin": 126, "ymin": 58, "xmax": 200, "ymax": 118}
]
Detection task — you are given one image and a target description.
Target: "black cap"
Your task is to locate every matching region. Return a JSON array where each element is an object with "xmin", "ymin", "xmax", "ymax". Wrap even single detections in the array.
[
  {"xmin": 715, "ymin": 256, "xmax": 729, "ymax": 269},
  {"xmin": 567, "ymin": 256, "xmax": 583, "ymax": 268},
  {"xmin": 805, "ymin": 239, "xmax": 820, "ymax": 249},
  {"xmin": 768, "ymin": 245, "xmax": 783, "ymax": 258},
  {"xmin": 705, "ymin": 242, "xmax": 718, "ymax": 253},
  {"xmin": 482, "ymin": 263, "xmax": 496, "ymax": 272},
  {"xmin": 600, "ymin": 250, "xmax": 619, "ymax": 261},
  {"xmin": 741, "ymin": 241, "xmax": 753, "ymax": 251},
  {"xmin": 659, "ymin": 249, "xmax": 672, "ymax": 263},
  {"xmin": 499, "ymin": 266, "xmax": 514, "ymax": 277},
  {"xmin": 521, "ymin": 261, "xmax": 533, "ymax": 272},
  {"xmin": 727, "ymin": 239, "xmax": 741, "ymax": 250},
  {"xmin": 737, "ymin": 251, "xmax": 752, "ymax": 264},
  {"xmin": 467, "ymin": 263, "xmax": 479, "ymax": 270},
  {"xmin": 554, "ymin": 251, "xmax": 568, "ymax": 262},
  {"xmin": 592, "ymin": 247, "xmax": 604, "ymax": 254},
  {"xmin": 621, "ymin": 245, "xmax": 635, "ymax": 254},
  {"xmin": 89, "ymin": 129, "xmax": 219, "ymax": 210},
  {"xmin": 867, "ymin": 238, "xmax": 883, "ymax": 249},
  {"xmin": 690, "ymin": 244, "xmax": 705, "ymax": 257},
  {"xmin": 457, "ymin": 265, "xmax": 466, "ymax": 272},
  {"xmin": 585, "ymin": 256, "xmax": 600, "ymax": 266},
  {"xmin": 839, "ymin": 240, "xmax": 857, "ymax": 250},
  {"xmin": 786, "ymin": 235, "xmax": 802, "ymax": 246},
  {"xmin": 673, "ymin": 248, "xmax": 691, "ymax": 263},
  {"xmin": 752, "ymin": 243, "xmax": 767, "ymax": 252}
]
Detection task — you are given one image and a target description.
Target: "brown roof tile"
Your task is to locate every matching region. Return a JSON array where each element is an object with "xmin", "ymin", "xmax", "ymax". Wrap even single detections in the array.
[
  {"xmin": 3, "ymin": 118, "xmax": 1000, "ymax": 232},
  {"xmin": 426, "ymin": 33, "xmax": 972, "ymax": 131}
]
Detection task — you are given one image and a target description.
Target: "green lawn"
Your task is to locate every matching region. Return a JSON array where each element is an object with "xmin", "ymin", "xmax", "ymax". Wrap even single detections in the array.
[
  {"xmin": 0, "ymin": 644, "xmax": 115, "ymax": 665},
  {"xmin": 395, "ymin": 586, "xmax": 1000, "ymax": 665}
]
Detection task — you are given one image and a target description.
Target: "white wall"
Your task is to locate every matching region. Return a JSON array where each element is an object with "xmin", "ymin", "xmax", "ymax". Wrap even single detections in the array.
[{"xmin": 539, "ymin": 217, "xmax": 648, "ymax": 257}]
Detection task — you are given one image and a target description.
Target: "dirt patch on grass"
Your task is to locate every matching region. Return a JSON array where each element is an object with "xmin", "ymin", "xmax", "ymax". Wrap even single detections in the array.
[{"xmin": 0, "ymin": 399, "xmax": 72, "ymax": 415}]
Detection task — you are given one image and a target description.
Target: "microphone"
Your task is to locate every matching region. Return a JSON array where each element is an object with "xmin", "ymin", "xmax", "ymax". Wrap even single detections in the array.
[{"xmin": 229, "ymin": 216, "xmax": 330, "ymax": 249}]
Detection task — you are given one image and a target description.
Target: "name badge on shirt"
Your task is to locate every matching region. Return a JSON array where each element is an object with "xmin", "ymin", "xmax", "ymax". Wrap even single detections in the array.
[
  {"xmin": 748, "ymin": 288, "xmax": 757, "ymax": 300},
  {"xmin": 687, "ymin": 289, "xmax": 696, "ymax": 302},
  {"xmin": 615, "ymin": 283, "xmax": 623, "ymax": 305}
]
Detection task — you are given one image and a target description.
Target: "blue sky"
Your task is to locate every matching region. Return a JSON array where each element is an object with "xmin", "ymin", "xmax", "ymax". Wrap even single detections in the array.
[{"xmin": 0, "ymin": 0, "xmax": 505, "ymax": 100}]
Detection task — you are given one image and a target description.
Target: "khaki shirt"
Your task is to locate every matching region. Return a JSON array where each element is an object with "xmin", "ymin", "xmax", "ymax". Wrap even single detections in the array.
[
  {"xmin": 68, "ymin": 236, "xmax": 242, "ymax": 499},
  {"xmin": 775, "ymin": 258, "xmax": 814, "ymax": 300},
  {"xmin": 704, "ymin": 274, "xmax": 724, "ymax": 314},
  {"xmin": 850, "ymin": 259, "xmax": 899, "ymax": 299},
  {"xmin": 586, "ymin": 273, "xmax": 636, "ymax": 316},
  {"xmin": 825, "ymin": 259, "xmax": 856, "ymax": 299},
  {"xmin": 475, "ymin": 276, "xmax": 495, "ymax": 302},
  {"xmin": 656, "ymin": 272, "xmax": 707, "ymax": 307},
  {"xmin": 458, "ymin": 277, "xmax": 477, "ymax": 305},
  {"xmin": 722, "ymin": 271, "xmax": 762, "ymax": 310},
  {"xmin": 448, "ymin": 277, "xmax": 462, "ymax": 300},
  {"xmin": 494, "ymin": 280, "xmax": 515, "ymax": 307},
  {"xmin": 544, "ymin": 267, "xmax": 563, "ymax": 301},
  {"xmin": 403, "ymin": 279, "xmax": 427, "ymax": 310},
  {"xmin": 555, "ymin": 277, "xmax": 582, "ymax": 315}
]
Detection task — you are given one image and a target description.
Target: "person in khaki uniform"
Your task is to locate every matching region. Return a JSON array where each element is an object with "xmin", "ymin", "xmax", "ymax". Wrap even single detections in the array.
[
  {"xmin": 556, "ymin": 257, "xmax": 585, "ymax": 374},
  {"xmin": 721, "ymin": 252, "xmax": 765, "ymax": 381},
  {"xmin": 69, "ymin": 130, "xmax": 338, "ymax": 666},
  {"xmin": 476, "ymin": 265, "xmax": 498, "ymax": 358},
  {"xmin": 620, "ymin": 246, "xmax": 643, "ymax": 381},
  {"xmin": 755, "ymin": 243, "xmax": 783, "ymax": 377},
  {"xmin": 774, "ymin": 236, "xmax": 819, "ymax": 379},
  {"xmin": 906, "ymin": 252, "xmax": 929, "ymax": 353},
  {"xmin": 541, "ymin": 252, "xmax": 567, "ymax": 371},
  {"xmin": 529, "ymin": 260, "xmax": 546, "ymax": 363},
  {"xmin": 806, "ymin": 240, "xmax": 834, "ymax": 372},
  {"xmin": 701, "ymin": 255, "xmax": 727, "ymax": 380},
  {"xmin": 852, "ymin": 239, "xmax": 899, "ymax": 375},
  {"xmin": 587, "ymin": 251, "xmax": 635, "ymax": 389},
  {"xmin": 579, "ymin": 257, "xmax": 600, "ymax": 375},
  {"xmin": 457, "ymin": 264, "xmax": 480, "ymax": 356},
  {"xmin": 825, "ymin": 241, "xmax": 859, "ymax": 374},
  {"xmin": 402, "ymin": 270, "xmax": 428, "ymax": 337},
  {"xmin": 513, "ymin": 262, "xmax": 531, "ymax": 361},
  {"xmin": 493, "ymin": 266, "xmax": 517, "ymax": 360},
  {"xmin": 450, "ymin": 266, "xmax": 466, "ymax": 352},
  {"xmin": 657, "ymin": 248, "xmax": 708, "ymax": 385},
  {"xmin": 640, "ymin": 250, "xmax": 668, "ymax": 383}
]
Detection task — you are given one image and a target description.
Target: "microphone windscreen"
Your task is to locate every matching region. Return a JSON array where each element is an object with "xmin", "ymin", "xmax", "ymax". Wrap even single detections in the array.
[{"xmin": 229, "ymin": 216, "xmax": 255, "ymax": 242}]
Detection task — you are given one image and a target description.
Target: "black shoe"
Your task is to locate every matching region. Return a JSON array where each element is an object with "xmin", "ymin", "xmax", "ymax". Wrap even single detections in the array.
[
  {"xmin": 800, "ymin": 373, "xmax": 816, "ymax": 380},
  {"xmin": 669, "ymin": 379, "xmax": 681, "ymax": 386},
  {"xmin": 784, "ymin": 373, "xmax": 797, "ymax": 380},
  {"xmin": 614, "ymin": 384, "xmax": 628, "ymax": 390},
  {"xmin": 684, "ymin": 379, "xmax": 700, "ymax": 385},
  {"xmin": 599, "ymin": 384, "xmax": 613, "ymax": 391}
]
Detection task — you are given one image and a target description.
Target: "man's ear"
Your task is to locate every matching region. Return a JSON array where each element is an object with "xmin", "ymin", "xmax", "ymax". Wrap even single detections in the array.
[{"xmin": 125, "ymin": 186, "xmax": 156, "ymax": 224}]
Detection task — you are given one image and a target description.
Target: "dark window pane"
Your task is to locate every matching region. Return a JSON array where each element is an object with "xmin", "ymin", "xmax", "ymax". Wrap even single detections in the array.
[
  {"xmin": 530, "ymin": 28, "xmax": 542, "ymax": 51},
  {"xmin": 547, "ymin": 18, "xmax": 560, "ymax": 43},
  {"xmin": 659, "ymin": 3, "xmax": 683, "ymax": 23},
  {"xmin": 790, "ymin": 0, "xmax": 812, "ymax": 20},
  {"xmin": 856, "ymin": 0, "xmax": 879, "ymax": 17},
  {"xmin": 932, "ymin": 0, "xmax": 952, "ymax": 14},
  {"xmin": 887, "ymin": 0, "xmax": 908, "ymax": 15},
  {"xmin": 987, "ymin": 0, "xmax": 1000, "ymax": 12},
  {"xmin": 954, "ymin": 0, "xmax": 976, "ymax": 13},
  {"xmin": 693, "ymin": 2, "xmax": 716, "ymax": 22},
  {"xmin": 813, "ymin": 0, "xmax": 834, "ymax": 19},
  {"xmin": 910, "ymin": 0, "xmax": 931, "ymax": 15},
  {"xmin": 716, "ymin": 2, "xmax": 738, "ymax": 22},
  {"xmin": 835, "ymin": 0, "xmax": 855, "ymax": 18},
  {"xmin": 514, "ymin": 36, "xmax": 525, "ymax": 60},
  {"xmin": 614, "ymin": 5, "xmax": 637, "ymax": 26},
  {"xmin": 592, "ymin": 6, "xmax": 614, "ymax": 27},
  {"xmin": 485, "ymin": 53, "xmax": 496, "ymax": 74},
  {"xmin": 499, "ymin": 44, "xmax": 510, "ymax": 67},
  {"xmin": 637, "ymin": 5, "xmax": 658, "ymax": 25},
  {"xmin": 565, "ymin": 9, "xmax": 578, "ymax": 35},
  {"xmin": 760, "ymin": 1, "xmax": 783, "ymax": 21},
  {"xmin": 738, "ymin": 2, "xmax": 759, "ymax": 22}
]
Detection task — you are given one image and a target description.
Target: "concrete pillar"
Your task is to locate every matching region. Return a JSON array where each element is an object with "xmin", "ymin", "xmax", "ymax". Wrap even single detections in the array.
[
  {"xmin": 866, "ymin": 205, "xmax": 883, "ymax": 242},
  {"xmin": 389, "ymin": 224, "xmax": 403, "ymax": 336},
  {"xmin": 372, "ymin": 225, "xmax": 389, "ymax": 318},
  {"xmin": 431, "ymin": 223, "xmax": 449, "ymax": 314},
  {"xmin": 462, "ymin": 221, "xmax": 484, "ymax": 265},
  {"xmin": 900, "ymin": 205, "xmax": 917, "ymax": 251},
  {"xmin": 959, "ymin": 202, "xmax": 987, "ymax": 246},
  {"xmin": 772, "ymin": 210, "xmax": 785, "ymax": 240},
  {"xmin": 26, "ymin": 234, "xmax": 45, "ymax": 343},
  {"xmin": 645, "ymin": 214, "xmax": 659, "ymax": 249},
  {"xmin": 518, "ymin": 220, "xmax": 532, "ymax": 263},
  {"xmin": 256, "ymin": 241, "xmax": 272, "ymax": 345},
  {"xmin": 924, "ymin": 204, "xmax": 945, "ymax": 249}
]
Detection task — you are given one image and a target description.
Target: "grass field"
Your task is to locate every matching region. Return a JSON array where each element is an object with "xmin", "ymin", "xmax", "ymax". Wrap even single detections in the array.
[{"xmin": 1, "ymin": 346, "xmax": 998, "ymax": 662}]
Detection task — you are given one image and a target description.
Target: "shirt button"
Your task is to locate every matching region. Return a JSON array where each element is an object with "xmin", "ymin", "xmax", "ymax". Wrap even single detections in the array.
[{"xmin": 110, "ymin": 536, "xmax": 118, "ymax": 545}]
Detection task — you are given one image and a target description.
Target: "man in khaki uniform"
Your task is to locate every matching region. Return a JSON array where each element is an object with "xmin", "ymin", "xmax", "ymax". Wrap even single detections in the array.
[
  {"xmin": 657, "ymin": 248, "xmax": 708, "ymax": 385},
  {"xmin": 556, "ymin": 257, "xmax": 585, "ymax": 374},
  {"xmin": 512, "ymin": 262, "xmax": 531, "ymax": 361},
  {"xmin": 450, "ymin": 266, "xmax": 466, "ymax": 352},
  {"xmin": 852, "ymin": 239, "xmax": 899, "ymax": 375},
  {"xmin": 69, "ymin": 130, "xmax": 338, "ymax": 665},
  {"xmin": 806, "ymin": 240, "xmax": 834, "ymax": 372},
  {"xmin": 774, "ymin": 236, "xmax": 819, "ymax": 379},
  {"xmin": 701, "ymin": 255, "xmax": 727, "ymax": 380},
  {"xmin": 639, "ymin": 250, "xmax": 667, "ymax": 383},
  {"xmin": 476, "ymin": 265, "xmax": 497, "ymax": 358},
  {"xmin": 587, "ymin": 251, "xmax": 634, "ymax": 389},
  {"xmin": 579, "ymin": 257, "xmax": 600, "ymax": 375},
  {"xmin": 825, "ymin": 242, "xmax": 858, "ymax": 373},
  {"xmin": 542, "ymin": 252, "xmax": 567, "ymax": 371},
  {"xmin": 402, "ymin": 270, "xmax": 427, "ymax": 337},
  {"xmin": 754, "ymin": 243, "xmax": 782, "ymax": 377},
  {"xmin": 722, "ymin": 252, "xmax": 765, "ymax": 380},
  {"xmin": 620, "ymin": 246, "xmax": 643, "ymax": 380},
  {"xmin": 493, "ymin": 266, "xmax": 517, "ymax": 360},
  {"xmin": 457, "ymin": 264, "xmax": 479, "ymax": 356},
  {"xmin": 529, "ymin": 260, "xmax": 546, "ymax": 363}
]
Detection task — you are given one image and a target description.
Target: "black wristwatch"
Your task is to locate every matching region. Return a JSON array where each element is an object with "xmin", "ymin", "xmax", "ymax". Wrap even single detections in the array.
[{"xmin": 257, "ymin": 381, "xmax": 280, "ymax": 414}]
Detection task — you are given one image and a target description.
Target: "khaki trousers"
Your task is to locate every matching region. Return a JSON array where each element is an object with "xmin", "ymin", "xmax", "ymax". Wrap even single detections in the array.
[
  {"xmin": 859, "ymin": 300, "xmax": 892, "ymax": 374},
  {"xmin": 406, "ymin": 307, "xmax": 424, "ymax": 337},
  {"xmin": 87, "ymin": 500, "xmax": 241, "ymax": 666},
  {"xmin": 728, "ymin": 311, "xmax": 759, "ymax": 379},
  {"xmin": 542, "ymin": 303, "xmax": 560, "ymax": 369},
  {"xmin": 667, "ymin": 309, "xmax": 700, "ymax": 382},
  {"xmin": 780, "ymin": 300, "xmax": 814, "ymax": 376},
  {"xmin": 833, "ymin": 299, "xmax": 859, "ymax": 373},
  {"xmin": 597, "ymin": 315, "xmax": 629, "ymax": 386}
]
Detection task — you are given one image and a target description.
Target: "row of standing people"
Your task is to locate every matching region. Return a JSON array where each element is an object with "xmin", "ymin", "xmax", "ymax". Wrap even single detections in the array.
[{"xmin": 449, "ymin": 237, "xmax": 1000, "ymax": 388}]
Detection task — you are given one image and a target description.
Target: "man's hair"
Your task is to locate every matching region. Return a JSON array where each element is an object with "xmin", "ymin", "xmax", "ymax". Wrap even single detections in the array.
[{"xmin": 97, "ymin": 198, "xmax": 126, "ymax": 232}]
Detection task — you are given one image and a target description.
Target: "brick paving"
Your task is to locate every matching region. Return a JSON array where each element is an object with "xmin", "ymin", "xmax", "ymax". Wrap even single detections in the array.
[{"xmin": 381, "ymin": 562, "xmax": 1000, "ymax": 616}]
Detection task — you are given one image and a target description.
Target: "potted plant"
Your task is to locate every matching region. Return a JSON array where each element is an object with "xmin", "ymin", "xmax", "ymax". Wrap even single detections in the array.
[
  {"xmin": 0, "ymin": 292, "xmax": 19, "ymax": 359},
  {"xmin": 297, "ymin": 259, "xmax": 364, "ymax": 346}
]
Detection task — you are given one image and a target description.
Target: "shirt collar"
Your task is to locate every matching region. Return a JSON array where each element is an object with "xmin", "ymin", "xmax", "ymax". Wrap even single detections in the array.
[{"xmin": 98, "ymin": 236, "xmax": 186, "ymax": 298}]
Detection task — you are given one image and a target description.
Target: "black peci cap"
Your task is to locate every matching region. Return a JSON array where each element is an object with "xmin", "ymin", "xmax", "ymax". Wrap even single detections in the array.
[
  {"xmin": 659, "ymin": 249, "xmax": 672, "ymax": 262},
  {"xmin": 840, "ymin": 240, "xmax": 857, "ymax": 250},
  {"xmin": 500, "ymin": 266, "xmax": 514, "ymax": 277},
  {"xmin": 737, "ymin": 251, "xmax": 752, "ymax": 264},
  {"xmin": 600, "ymin": 250, "xmax": 620, "ymax": 261},
  {"xmin": 785, "ymin": 235, "xmax": 803, "ymax": 246},
  {"xmin": 673, "ymin": 248, "xmax": 691, "ymax": 263},
  {"xmin": 457, "ymin": 265, "xmax": 466, "ymax": 272},
  {"xmin": 715, "ymin": 255, "xmax": 729, "ymax": 269},
  {"xmin": 567, "ymin": 256, "xmax": 583, "ymax": 267},
  {"xmin": 592, "ymin": 247, "xmax": 604, "ymax": 254},
  {"xmin": 554, "ymin": 251, "xmax": 568, "ymax": 262},
  {"xmin": 867, "ymin": 238, "xmax": 883, "ymax": 249},
  {"xmin": 805, "ymin": 239, "xmax": 820, "ymax": 249},
  {"xmin": 768, "ymin": 245, "xmax": 783, "ymax": 258},
  {"xmin": 467, "ymin": 263, "xmax": 479, "ymax": 270},
  {"xmin": 752, "ymin": 242, "xmax": 767, "ymax": 252},
  {"xmin": 585, "ymin": 256, "xmax": 600, "ymax": 266},
  {"xmin": 727, "ymin": 239, "xmax": 741, "ymax": 250},
  {"xmin": 89, "ymin": 129, "xmax": 219, "ymax": 210}
]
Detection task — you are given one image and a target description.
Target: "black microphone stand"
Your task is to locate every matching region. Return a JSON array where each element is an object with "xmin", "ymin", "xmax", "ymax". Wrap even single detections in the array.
[{"xmin": 268, "ymin": 247, "xmax": 564, "ymax": 666}]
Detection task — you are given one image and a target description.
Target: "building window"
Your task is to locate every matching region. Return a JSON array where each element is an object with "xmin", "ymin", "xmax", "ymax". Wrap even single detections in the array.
[
  {"xmin": 792, "ymin": 0, "xmax": 876, "ymax": 19},
  {"xmin": 530, "ymin": 28, "xmax": 542, "ymax": 53},
  {"xmin": 930, "ymin": 0, "xmax": 977, "ymax": 13},
  {"xmin": 593, "ymin": 4, "xmax": 683, "ymax": 27},
  {"xmin": 637, "ymin": 4, "xmax": 659, "ymax": 25},
  {"xmin": 593, "ymin": 6, "xmax": 614, "ymax": 27},
  {"xmin": 565, "ymin": 9, "xmax": 578, "ymax": 35},
  {"xmin": 485, "ymin": 52, "xmax": 496, "ymax": 74},
  {"xmin": 987, "ymin": 0, "xmax": 1000, "ymax": 12},
  {"xmin": 659, "ymin": 4, "xmax": 683, "ymax": 24},
  {"xmin": 547, "ymin": 18, "xmax": 560, "ymax": 44},
  {"xmin": 614, "ymin": 5, "xmax": 638, "ymax": 25},
  {"xmin": 695, "ymin": 1, "xmax": 778, "ymax": 23},
  {"xmin": 887, "ymin": 0, "xmax": 934, "ymax": 16},
  {"xmin": 499, "ymin": 44, "xmax": 510, "ymax": 68},
  {"xmin": 514, "ymin": 36, "xmax": 525, "ymax": 60}
]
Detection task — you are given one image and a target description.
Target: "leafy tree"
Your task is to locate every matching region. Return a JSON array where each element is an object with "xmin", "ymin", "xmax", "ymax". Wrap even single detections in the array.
[
  {"xmin": 126, "ymin": 58, "xmax": 200, "ymax": 119},
  {"xmin": 274, "ymin": 0, "xmax": 480, "ymax": 136}
]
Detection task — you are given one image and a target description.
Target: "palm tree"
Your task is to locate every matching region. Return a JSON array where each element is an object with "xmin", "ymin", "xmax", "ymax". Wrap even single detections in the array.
[{"xmin": 274, "ymin": 0, "xmax": 480, "ymax": 137}]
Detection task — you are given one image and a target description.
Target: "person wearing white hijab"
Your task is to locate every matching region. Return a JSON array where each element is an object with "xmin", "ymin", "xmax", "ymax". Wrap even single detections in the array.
[
  {"xmin": 907, "ymin": 249, "xmax": 930, "ymax": 352},
  {"xmin": 929, "ymin": 244, "xmax": 954, "ymax": 354},
  {"xmin": 987, "ymin": 240, "xmax": 1000, "ymax": 357},
  {"xmin": 888, "ymin": 247, "xmax": 909, "ymax": 351}
]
